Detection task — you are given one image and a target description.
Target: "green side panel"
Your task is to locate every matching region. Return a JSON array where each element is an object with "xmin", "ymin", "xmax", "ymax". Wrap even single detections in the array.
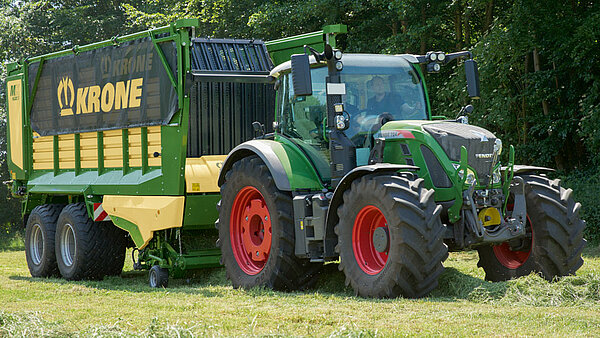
[
  {"xmin": 270, "ymin": 137, "xmax": 325, "ymax": 191},
  {"xmin": 183, "ymin": 194, "xmax": 221, "ymax": 229},
  {"xmin": 110, "ymin": 215, "xmax": 145, "ymax": 248},
  {"xmin": 27, "ymin": 168, "xmax": 164, "ymax": 195},
  {"xmin": 266, "ymin": 24, "xmax": 347, "ymax": 65}
]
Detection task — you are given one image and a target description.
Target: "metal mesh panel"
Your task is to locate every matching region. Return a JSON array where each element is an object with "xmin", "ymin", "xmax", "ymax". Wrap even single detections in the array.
[
  {"xmin": 187, "ymin": 82, "xmax": 275, "ymax": 157},
  {"xmin": 191, "ymin": 38, "xmax": 273, "ymax": 73}
]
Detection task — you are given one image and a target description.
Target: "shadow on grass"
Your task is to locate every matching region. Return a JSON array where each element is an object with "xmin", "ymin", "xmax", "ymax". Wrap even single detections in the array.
[
  {"xmin": 9, "ymin": 267, "xmax": 230, "ymax": 297},
  {"xmin": 8, "ymin": 261, "xmax": 509, "ymax": 302}
]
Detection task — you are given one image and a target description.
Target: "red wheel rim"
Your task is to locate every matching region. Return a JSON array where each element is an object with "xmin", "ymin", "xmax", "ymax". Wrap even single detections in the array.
[
  {"xmin": 352, "ymin": 205, "xmax": 389, "ymax": 275},
  {"xmin": 493, "ymin": 204, "xmax": 533, "ymax": 269},
  {"xmin": 230, "ymin": 186, "xmax": 272, "ymax": 275}
]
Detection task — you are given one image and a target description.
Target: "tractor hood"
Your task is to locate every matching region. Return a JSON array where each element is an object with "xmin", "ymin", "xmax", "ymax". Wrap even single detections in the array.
[
  {"xmin": 382, "ymin": 120, "xmax": 498, "ymax": 186},
  {"xmin": 423, "ymin": 122, "xmax": 497, "ymax": 186}
]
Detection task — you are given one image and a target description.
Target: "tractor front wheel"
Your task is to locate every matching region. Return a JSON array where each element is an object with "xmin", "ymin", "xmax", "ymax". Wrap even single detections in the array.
[
  {"xmin": 336, "ymin": 174, "xmax": 448, "ymax": 298},
  {"xmin": 477, "ymin": 174, "xmax": 586, "ymax": 281},
  {"xmin": 217, "ymin": 156, "xmax": 308, "ymax": 290}
]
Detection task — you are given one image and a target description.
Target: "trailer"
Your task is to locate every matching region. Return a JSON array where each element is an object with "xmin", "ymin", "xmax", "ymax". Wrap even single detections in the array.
[
  {"xmin": 5, "ymin": 19, "xmax": 344, "ymax": 286},
  {"xmin": 6, "ymin": 19, "xmax": 585, "ymax": 298}
]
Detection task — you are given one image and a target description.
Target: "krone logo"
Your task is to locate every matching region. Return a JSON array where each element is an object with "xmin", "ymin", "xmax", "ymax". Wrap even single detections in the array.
[{"xmin": 57, "ymin": 76, "xmax": 75, "ymax": 116}]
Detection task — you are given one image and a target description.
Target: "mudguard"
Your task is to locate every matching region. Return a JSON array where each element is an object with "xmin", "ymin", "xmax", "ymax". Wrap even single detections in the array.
[
  {"xmin": 218, "ymin": 139, "xmax": 324, "ymax": 192},
  {"xmin": 501, "ymin": 165, "xmax": 555, "ymax": 175}
]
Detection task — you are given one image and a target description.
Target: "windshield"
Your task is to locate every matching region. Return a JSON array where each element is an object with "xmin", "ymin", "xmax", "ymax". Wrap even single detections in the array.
[{"xmin": 339, "ymin": 55, "xmax": 427, "ymax": 148}]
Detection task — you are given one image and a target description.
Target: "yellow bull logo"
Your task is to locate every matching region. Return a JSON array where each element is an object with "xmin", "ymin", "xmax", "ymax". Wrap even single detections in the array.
[{"xmin": 57, "ymin": 77, "xmax": 75, "ymax": 116}]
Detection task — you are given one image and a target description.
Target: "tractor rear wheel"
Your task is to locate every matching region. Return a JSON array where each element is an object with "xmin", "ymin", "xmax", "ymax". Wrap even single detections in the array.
[
  {"xmin": 25, "ymin": 204, "xmax": 64, "ymax": 277},
  {"xmin": 217, "ymin": 156, "xmax": 308, "ymax": 290},
  {"xmin": 55, "ymin": 203, "xmax": 127, "ymax": 280},
  {"xmin": 477, "ymin": 174, "xmax": 586, "ymax": 281},
  {"xmin": 336, "ymin": 174, "xmax": 448, "ymax": 298}
]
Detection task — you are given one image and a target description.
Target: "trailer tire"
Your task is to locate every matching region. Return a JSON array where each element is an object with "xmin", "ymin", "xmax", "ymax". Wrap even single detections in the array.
[
  {"xmin": 336, "ymin": 174, "xmax": 447, "ymax": 298},
  {"xmin": 217, "ymin": 155, "xmax": 307, "ymax": 290},
  {"xmin": 25, "ymin": 204, "xmax": 64, "ymax": 278},
  {"xmin": 149, "ymin": 265, "xmax": 169, "ymax": 288},
  {"xmin": 55, "ymin": 203, "xmax": 126, "ymax": 280},
  {"xmin": 102, "ymin": 224, "xmax": 128, "ymax": 277},
  {"xmin": 477, "ymin": 175, "xmax": 586, "ymax": 281}
]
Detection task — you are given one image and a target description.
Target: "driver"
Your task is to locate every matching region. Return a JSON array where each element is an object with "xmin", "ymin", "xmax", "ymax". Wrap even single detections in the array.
[{"xmin": 367, "ymin": 76, "xmax": 403, "ymax": 114}]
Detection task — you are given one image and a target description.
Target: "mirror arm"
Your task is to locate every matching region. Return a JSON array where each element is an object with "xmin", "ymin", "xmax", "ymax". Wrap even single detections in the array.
[{"xmin": 304, "ymin": 45, "xmax": 325, "ymax": 62}]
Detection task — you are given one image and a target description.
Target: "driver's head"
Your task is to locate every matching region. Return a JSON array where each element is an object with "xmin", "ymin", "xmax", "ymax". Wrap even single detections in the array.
[{"xmin": 371, "ymin": 76, "xmax": 386, "ymax": 96}]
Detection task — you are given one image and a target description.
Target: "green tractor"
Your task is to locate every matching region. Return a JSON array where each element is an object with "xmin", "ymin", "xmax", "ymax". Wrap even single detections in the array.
[{"xmin": 216, "ymin": 45, "xmax": 586, "ymax": 298}]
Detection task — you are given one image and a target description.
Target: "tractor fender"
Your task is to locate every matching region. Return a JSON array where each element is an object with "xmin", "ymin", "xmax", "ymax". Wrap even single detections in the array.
[
  {"xmin": 501, "ymin": 165, "xmax": 555, "ymax": 175},
  {"xmin": 218, "ymin": 140, "xmax": 292, "ymax": 191},
  {"xmin": 322, "ymin": 164, "xmax": 419, "ymax": 259}
]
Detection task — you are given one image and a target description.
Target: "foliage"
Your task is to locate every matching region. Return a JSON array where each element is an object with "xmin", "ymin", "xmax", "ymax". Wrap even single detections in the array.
[{"xmin": 0, "ymin": 1, "xmax": 599, "ymax": 241}]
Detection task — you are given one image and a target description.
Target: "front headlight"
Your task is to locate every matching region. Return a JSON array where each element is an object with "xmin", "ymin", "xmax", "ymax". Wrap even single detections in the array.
[
  {"xmin": 492, "ymin": 167, "xmax": 501, "ymax": 184},
  {"xmin": 494, "ymin": 139, "xmax": 503, "ymax": 156}
]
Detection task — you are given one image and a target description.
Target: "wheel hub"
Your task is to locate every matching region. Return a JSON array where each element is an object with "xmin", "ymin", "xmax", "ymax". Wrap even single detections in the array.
[
  {"xmin": 60, "ymin": 223, "xmax": 76, "ymax": 267},
  {"xmin": 241, "ymin": 199, "xmax": 272, "ymax": 261},
  {"xmin": 30, "ymin": 223, "xmax": 45, "ymax": 266},
  {"xmin": 372, "ymin": 227, "xmax": 389, "ymax": 253}
]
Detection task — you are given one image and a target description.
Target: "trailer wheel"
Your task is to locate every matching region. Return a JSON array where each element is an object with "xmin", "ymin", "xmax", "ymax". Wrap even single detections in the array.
[
  {"xmin": 477, "ymin": 174, "xmax": 586, "ymax": 281},
  {"xmin": 55, "ymin": 203, "xmax": 127, "ymax": 280},
  {"xmin": 336, "ymin": 174, "xmax": 447, "ymax": 298},
  {"xmin": 217, "ymin": 156, "xmax": 306, "ymax": 290},
  {"xmin": 149, "ymin": 265, "xmax": 169, "ymax": 288},
  {"xmin": 25, "ymin": 204, "xmax": 64, "ymax": 277}
]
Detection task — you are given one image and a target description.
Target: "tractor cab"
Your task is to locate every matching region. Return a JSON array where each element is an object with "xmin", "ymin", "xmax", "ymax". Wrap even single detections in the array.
[{"xmin": 270, "ymin": 53, "xmax": 431, "ymax": 181}]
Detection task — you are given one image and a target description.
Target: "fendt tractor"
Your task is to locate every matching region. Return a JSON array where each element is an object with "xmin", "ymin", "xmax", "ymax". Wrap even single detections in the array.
[{"xmin": 5, "ymin": 20, "xmax": 585, "ymax": 298}]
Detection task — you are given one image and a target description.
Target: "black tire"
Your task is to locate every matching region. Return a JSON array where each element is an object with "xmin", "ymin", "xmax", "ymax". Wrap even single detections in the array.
[
  {"xmin": 336, "ymin": 174, "xmax": 448, "ymax": 298},
  {"xmin": 216, "ymin": 155, "xmax": 308, "ymax": 290},
  {"xmin": 24, "ymin": 204, "xmax": 64, "ymax": 277},
  {"xmin": 101, "ymin": 223, "xmax": 128, "ymax": 277},
  {"xmin": 477, "ymin": 174, "xmax": 586, "ymax": 281},
  {"xmin": 55, "ymin": 203, "xmax": 127, "ymax": 280},
  {"xmin": 149, "ymin": 265, "xmax": 169, "ymax": 288}
]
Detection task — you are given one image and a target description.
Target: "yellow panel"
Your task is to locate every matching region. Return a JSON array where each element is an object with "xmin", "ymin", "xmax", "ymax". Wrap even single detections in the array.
[
  {"xmin": 58, "ymin": 134, "xmax": 75, "ymax": 169},
  {"xmin": 185, "ymin": 155, "xmax": 227, "ymax": 193},
  {"xmin": 32, "ymin": 135, "xmax": 54, "ymax": 170},
  {"xmin": 7, "ymin": 79, "xmax": 23, "ymax": 170},
  {"xmin": 80, "ymin": 133, "xmax": 98, "ymax": 169},
  {"xmin": 103, "ymin": 130, "xmax": 123, "ymax": 168},
  {"xmin": 102, "ymin": 195, "xmax": 185, "ymax": 249}
]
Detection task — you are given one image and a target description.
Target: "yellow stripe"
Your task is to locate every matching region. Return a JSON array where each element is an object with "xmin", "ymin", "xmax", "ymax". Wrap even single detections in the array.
[
  {"xmin": 7, "ymin": 79, "xmax": 23, "ymax": 170},
  {"xmin": 32, "ymin": 126, "xmax": 162, "ymax": 171}
]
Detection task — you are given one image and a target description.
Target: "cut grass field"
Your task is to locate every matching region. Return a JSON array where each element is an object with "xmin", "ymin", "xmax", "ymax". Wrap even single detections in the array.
[{"xmin": 1, "ymin": 246, "xmax": 600, "ymax": 336}]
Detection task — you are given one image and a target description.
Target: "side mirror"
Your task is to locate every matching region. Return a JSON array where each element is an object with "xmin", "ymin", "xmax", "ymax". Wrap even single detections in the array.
[
  {"xmin": 291, "ymin": 54, "xmax": 312, "ymax": 96},
  {"xmin": 464, "ymin": 59, "xmax": 480, "ymax": 99}
]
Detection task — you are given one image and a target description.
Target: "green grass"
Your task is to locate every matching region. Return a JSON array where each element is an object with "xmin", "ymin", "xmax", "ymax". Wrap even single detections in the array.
[{"xmin": 1, "ymin": 247, "xmax": 600, "ymax": 337}]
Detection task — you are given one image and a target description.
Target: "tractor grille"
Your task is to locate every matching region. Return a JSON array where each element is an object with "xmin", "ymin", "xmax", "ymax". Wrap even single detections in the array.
[{"xmin": 423, "ymin": 122, "xmax": 497, "ymax": 186}]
